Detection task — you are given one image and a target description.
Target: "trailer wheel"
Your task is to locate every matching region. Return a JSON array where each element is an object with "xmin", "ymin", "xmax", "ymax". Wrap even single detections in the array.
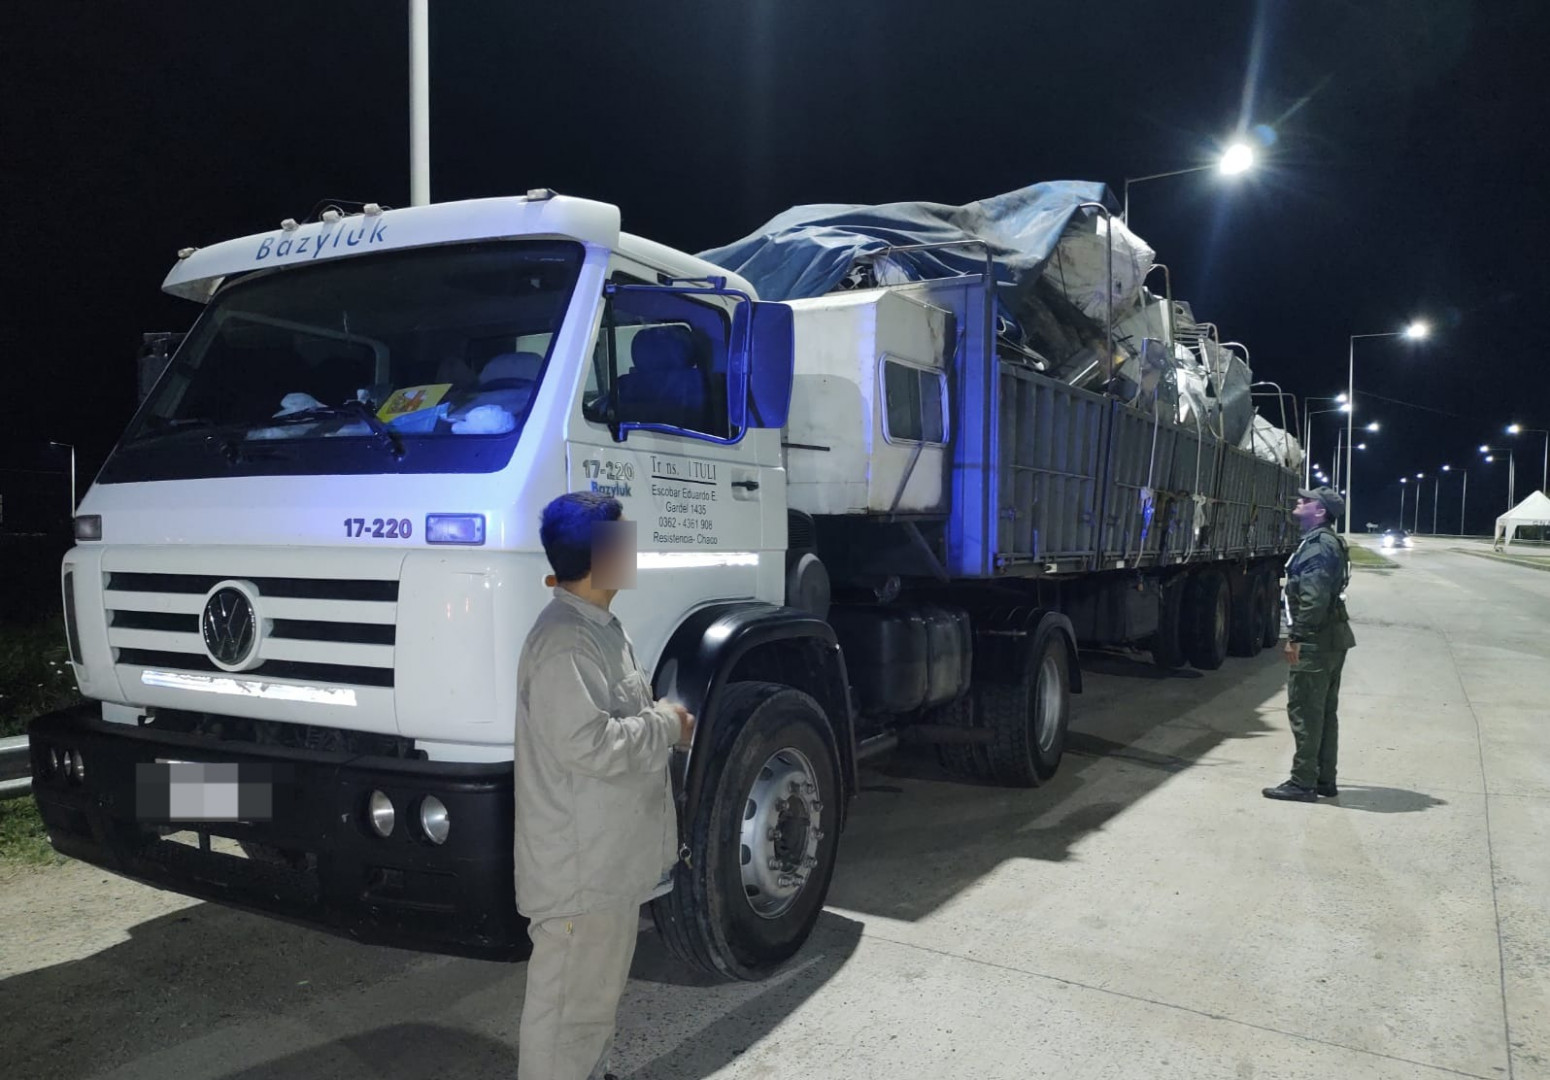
[
  {"xmin": 977, "ymin": 628, "xmax": 1071, "ymax": 787},
  {"xmin": 1184, "ymin": 570, "xmax": 1230, "ymax": 670},
  {"xmin": 1150, "ymin": 578, "xmax": 1187, "ymax": 669},
  {"xmin": 650, "ymin": 682, "xmax": 841, "ymax": 980},
  {"xmin": 1227, "ymin": 575, "xmax": 1265, "ymax": 658},
  {"xmin": 1261, "ymin": 571, "xmax": 1282, "ymax": 649}
]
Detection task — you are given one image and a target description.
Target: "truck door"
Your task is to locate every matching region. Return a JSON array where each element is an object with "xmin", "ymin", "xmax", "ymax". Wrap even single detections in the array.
[{"xmin": 566, "ymin": 263, "xmax": 785, "ymax": 664}]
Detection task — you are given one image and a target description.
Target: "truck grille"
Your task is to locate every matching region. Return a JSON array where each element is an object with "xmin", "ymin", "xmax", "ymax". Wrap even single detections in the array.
[{"xmin": 104, "ymin": 571, "xmax": 399, "ymax": 688}]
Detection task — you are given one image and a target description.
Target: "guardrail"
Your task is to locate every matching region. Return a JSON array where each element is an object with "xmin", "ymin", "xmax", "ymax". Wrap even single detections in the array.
[{"xmin": 0, "ymin": 734, "xmax": 31, "ymax": 800}]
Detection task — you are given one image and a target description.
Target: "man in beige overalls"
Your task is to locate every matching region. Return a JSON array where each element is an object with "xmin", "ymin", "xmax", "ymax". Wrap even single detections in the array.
[{"xmin": 514, "ymin": 492, "xmax": 694, "ymax": 1080}]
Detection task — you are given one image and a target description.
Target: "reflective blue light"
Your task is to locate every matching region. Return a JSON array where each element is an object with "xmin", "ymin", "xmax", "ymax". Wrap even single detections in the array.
[{"xmin": 425, "ymin": 514, "xmax": 486, "ymax": 545}]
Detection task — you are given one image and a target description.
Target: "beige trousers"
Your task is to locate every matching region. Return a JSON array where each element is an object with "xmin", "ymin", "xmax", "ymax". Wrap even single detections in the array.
[{"xmin": 517, "ymin": 903, "xmax": 641, "ymax": 1080}]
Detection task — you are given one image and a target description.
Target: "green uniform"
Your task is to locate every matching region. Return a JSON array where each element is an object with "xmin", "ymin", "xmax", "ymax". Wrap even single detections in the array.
[{"xmin": 1283, "ymin": 523, "xmax": 1356, "ymax": 790}]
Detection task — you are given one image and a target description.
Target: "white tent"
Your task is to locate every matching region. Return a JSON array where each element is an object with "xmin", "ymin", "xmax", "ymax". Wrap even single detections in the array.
[{"xmin": 1493, "ymin": 490, "xmax": 1550, "ymax": 549}]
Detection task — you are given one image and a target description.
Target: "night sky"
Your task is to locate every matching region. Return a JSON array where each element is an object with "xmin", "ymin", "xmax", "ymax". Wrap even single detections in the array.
[{"xmin": 5, "ymin": 0, "xmax": 1547, "ymax": 534}]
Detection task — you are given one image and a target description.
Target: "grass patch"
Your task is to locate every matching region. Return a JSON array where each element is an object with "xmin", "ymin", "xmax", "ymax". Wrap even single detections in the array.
[
  {"xmin": 0, "ymin": 616, "xmax": 81, "ymax": 739},
  {"xmin": 0, "ymin": 797, "xmax": 61, "ymax": 866},
  {"xmin": 1347, "ymin": 545, "xmax": 1399, "ymax": 569},
  {"xmin": 1455, "ymin": 549, "xmax": 1550, "ymax": 573}
]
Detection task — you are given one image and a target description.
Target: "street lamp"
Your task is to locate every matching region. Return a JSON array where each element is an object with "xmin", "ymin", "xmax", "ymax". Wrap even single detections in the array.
[
  {"xmin": 1331, "ymin": 421, "xmax": 1379, "ymax": 490},
  {"xmin": 1431, "ymin": 467, "xmax": 1452, "ymax": 535},
  {"xmin": 1399, "ymin": 477, "xmax": 1408, "ymax": 526},
  {"xmin": 1305, "ymin": 396, "xmax": 1351, "ymax": 487},
  {"xmin": 47, "ymin": 440, "xmax": 77, "ymax": 517},
  {"xmin": 1346, "ymin": 321, "xmax": 1428, "ymax": 536},
  {"xmin": 1414, "ymin": 472, "xmax": 1426, "ymax": 532},
  {"xmin": 1505, "ymin": 423, "xmax": 1549, "ymax": 493},
  {"xmin": 1480, "ymin": 445, "xmax": 1517, "ymax": 509},
  {"xmin": 1122, "ymin": 140, "xmax": 1257, "ymax": 224},
  {"xmin": 1439, "ymin": 464, "xmax": 1469, "ymax": 536}
]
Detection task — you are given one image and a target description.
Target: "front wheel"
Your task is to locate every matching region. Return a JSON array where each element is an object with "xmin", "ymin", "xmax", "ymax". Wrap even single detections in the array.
[{"xmin": 651, "ymin": 682, "xmax": 842, "ymax": 980}]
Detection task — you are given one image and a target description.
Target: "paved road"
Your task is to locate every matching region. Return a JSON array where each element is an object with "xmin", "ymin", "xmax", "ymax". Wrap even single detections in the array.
[{"xmin": 2, "ymin": 538, "xmax": 1546, "ymax": 1079}]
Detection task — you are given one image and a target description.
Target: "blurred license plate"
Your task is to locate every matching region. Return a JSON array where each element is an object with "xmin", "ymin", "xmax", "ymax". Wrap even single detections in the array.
[{"xmin": 136, "ymin": 760, "xmax": 274, "ymax": 822}]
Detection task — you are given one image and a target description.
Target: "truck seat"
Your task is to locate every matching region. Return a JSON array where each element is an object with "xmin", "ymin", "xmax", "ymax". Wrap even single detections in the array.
[{"xmin": 616, "ymin": 325, "xmax": 708, "ymax": 430}]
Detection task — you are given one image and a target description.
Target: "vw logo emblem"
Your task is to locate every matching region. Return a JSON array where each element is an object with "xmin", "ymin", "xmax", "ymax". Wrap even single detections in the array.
[{"xmin": 202, "ymin": 586, "xmax": 258, "ymax": 668}]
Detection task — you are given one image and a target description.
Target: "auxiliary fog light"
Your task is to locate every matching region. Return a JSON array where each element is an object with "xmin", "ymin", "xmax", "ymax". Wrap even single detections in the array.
[
  {"xmin": 367, "ymin": 790, "xmax": 396, "ymax": 838},
  {"xmin": 419, "ymin": 796, "xmax": 451, "ymax": 845}
]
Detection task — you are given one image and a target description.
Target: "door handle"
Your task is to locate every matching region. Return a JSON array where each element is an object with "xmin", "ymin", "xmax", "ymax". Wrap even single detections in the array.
[{"xmin": 731, "ymin": 479, "xmax": 760, "ymax": 491}]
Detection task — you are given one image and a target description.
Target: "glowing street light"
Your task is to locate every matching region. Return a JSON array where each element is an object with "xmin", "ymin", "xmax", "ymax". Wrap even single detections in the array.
[
  {"xmin": 1122, "ymin": 139, "xmax": 1260, "ymax": 224},
  {"xmin": 1219, "ymin": 142, "xmax": 1255, "ymax": 175},
  {"xmin": 1505, "ymin": 422, "xmax": 1549, "ymax": 492},
  {"xmin": 1480, "ymin": 445, "xmax": 1518, "ymax": 509},
  {"xmin": 1345, "ymin": 321, "xmax": 1430, "ymax": 536}
]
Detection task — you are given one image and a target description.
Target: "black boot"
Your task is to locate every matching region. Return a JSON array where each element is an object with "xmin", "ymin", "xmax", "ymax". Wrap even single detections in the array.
[
  {"xmin": 1262, "ymin": 780, "xmax": 1317, "ymax": 802},
  {"xmin": 1316, "ymin": 782, "xmax": 1338, "ymax": 798}
]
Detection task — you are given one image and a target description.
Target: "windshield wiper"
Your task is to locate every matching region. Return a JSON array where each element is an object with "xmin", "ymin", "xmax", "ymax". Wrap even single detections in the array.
[{"xmin": 273, "ymin": 401, "xmax": 406, "ymax": 459}]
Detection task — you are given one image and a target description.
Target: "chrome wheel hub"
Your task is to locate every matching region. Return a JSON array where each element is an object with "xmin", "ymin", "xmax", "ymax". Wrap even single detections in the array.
[
  {"xmin": 738, "ymin": 747, "xmax": 823, "ymax": 920},
  {"xmin": 1035, "ymin": 652, "xmax": 1063, "ymax": 753}
]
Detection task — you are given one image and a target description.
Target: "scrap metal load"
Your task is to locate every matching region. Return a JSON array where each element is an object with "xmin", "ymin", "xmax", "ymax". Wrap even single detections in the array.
[{"xmin": 701, "ymin": 181, "xmax": 1302, "ymax": 471}]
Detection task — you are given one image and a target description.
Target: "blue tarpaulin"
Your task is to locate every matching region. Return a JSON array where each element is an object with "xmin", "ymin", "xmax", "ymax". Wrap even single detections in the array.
[{"xmin": 698, "ymin": 181, "xmax": 1116, "ymax": 302}]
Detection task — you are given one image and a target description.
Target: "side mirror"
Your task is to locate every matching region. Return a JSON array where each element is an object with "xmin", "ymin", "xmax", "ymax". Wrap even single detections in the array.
[{"xmin": 729, "ymin": 301, "xmax": 794, "ymax": 430}]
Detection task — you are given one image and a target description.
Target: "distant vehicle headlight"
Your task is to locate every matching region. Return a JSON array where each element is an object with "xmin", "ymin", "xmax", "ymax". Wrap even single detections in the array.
[
  {"xmin": 1381, "ymin": 537, "xmax": 1394, "ymax": 548},
  {"xmin": 1403, "ymin": 537, "xmax": 1413, "ymax": 547}
]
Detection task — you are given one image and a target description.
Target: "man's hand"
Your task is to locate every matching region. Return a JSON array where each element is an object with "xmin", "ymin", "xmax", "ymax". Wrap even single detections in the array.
[
  {"xmin": 664, "ymin": 701, "xmax": 696, "ymax": 746},
  {"xmin": 1284, "ymin": 640, "xmax": 1301, "ymax": 664}
]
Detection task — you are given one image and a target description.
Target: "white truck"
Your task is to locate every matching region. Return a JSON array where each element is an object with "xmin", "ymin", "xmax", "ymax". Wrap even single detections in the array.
[{"xmin": 31, "ymin": 189, "xmax": 1299, "ymax": 980}]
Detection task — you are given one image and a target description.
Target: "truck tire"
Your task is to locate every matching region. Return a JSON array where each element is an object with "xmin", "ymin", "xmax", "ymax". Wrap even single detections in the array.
[
  {"xmin": 1261, "ymin": 571, "xmax": 1282, "ymax": 648},
  {"xmin": 976, "ymin": 628, "xmax": 1071, "ymax": 787},
  {"xmin": 1227, "ymin": 575, "xmax": 1264, "ymax": 658},
  {"xmin": 1184, "ymin": 570, "xmax": 1230, "ymax": 671},
  {"xmin": 1150, "ymin": 578, "xmax": 1187, "ymax": 669},
  {"xmin": 651, "ymin": 682, "xmax": 841, "ymax": 980}
]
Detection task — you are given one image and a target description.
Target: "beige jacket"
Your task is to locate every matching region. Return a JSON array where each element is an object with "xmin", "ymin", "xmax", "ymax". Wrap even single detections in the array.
[{"xmin": 512, "ymin": 588, "xmax": 680, "ymax": 920}]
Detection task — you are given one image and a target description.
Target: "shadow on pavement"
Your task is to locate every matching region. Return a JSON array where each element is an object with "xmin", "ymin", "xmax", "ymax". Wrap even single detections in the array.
[
  {"xmin": 0, "ymin": 901, "xmax": 464, "ymax": 1080},
  {"xmin": 823, "ymin": 649, "xmax": 1289, "ymax": 923},
  {"xmin": 624, "ymin": 912, "xmax": 864, "ymax": 1079},
  {"xmin": 217, "ymin": 1023, "xmax": 515, "ymax": 1080},
  {"xmin": 1080, "ymin": 650, "xmax": 1205, "ymax": 681},
  {"xmin": 1325, "ymin": 786, "xmax": 1449, "ymax": 814},
  {"xmin": 0, "ymin": 887, "xmax": 861, "ymax": 1080}
]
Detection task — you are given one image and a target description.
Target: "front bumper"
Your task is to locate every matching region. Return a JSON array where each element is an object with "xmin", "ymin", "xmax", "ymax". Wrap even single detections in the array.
[{"xmin": 29, "ymin": 704, "xmax": 528, "ymax": 960}]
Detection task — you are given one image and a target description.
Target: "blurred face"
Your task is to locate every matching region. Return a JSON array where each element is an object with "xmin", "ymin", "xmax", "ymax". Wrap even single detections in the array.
[
  {"xmin": 591, "ymin": 518, "xmax": 638, "ymax": 590},
  {"xmin": 1293, "ymin": 496, "xmax": 1327, "ymax": 531}
]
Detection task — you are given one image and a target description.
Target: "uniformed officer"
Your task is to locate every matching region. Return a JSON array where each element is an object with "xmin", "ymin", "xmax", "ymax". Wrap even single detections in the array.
[{"xmin": 1263, "ymin": 485, "xmax": 1356, "ymax": 802}]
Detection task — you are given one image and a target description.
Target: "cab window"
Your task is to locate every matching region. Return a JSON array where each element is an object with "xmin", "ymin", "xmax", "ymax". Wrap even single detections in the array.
[{"xmin": 584, "ymin": 276, "xmax": 731, "ymax": 439}]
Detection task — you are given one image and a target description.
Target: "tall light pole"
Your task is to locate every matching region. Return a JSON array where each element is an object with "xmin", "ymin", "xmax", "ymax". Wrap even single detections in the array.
[
  {"xmin": 1399, "ymin": 477, "xmax": 1408, "ymax": 527},
  {"xmin": 47, "ymin": 440, "xmax": 76, "ymax": 517},
  {"xmin": 1506, "ymin": 423, "xmax": 1549, "ymax": 493},
  {"xmin": 1432, "ymin": 467, "xmax": 1450, "ymax": 535},
  {"xmin": 409, "ymin": 0, "xmax": 430, "ymax": 206},
  {"xmin": 1481, "ymin": 445, "xmax": 1516, "ymax": 509},
  {"xmin": 1413, "ymin": 472, "xmax": 1425, "ymax": 532},
  {"xmin": 1346, "ymin": 321, "xmax": 1428, "ymax": 536},
  {"xmin": 1122, "ymin": 141, "xmax": 1256, "ymax": 225},
  {"xmin": 1303, "ymin": 395, "xmax": 1348, "ymax": 487}
]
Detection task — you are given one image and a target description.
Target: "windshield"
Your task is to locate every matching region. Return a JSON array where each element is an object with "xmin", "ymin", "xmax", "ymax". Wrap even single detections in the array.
[{"xmin": 101, "ymin": 239, "xmax": 584, "ymax": 482}]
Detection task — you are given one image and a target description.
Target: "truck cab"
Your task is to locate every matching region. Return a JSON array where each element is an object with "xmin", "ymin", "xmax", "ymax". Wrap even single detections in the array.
[{"xmin": 33, "ymin": 193, "xmax": 846, "ymax": 978}]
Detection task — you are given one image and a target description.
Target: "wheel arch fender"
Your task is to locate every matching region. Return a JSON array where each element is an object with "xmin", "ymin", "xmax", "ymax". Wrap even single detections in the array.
[{"xmin": 653, "ymin": 602, "xmax": 856, "ymax": 831}]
